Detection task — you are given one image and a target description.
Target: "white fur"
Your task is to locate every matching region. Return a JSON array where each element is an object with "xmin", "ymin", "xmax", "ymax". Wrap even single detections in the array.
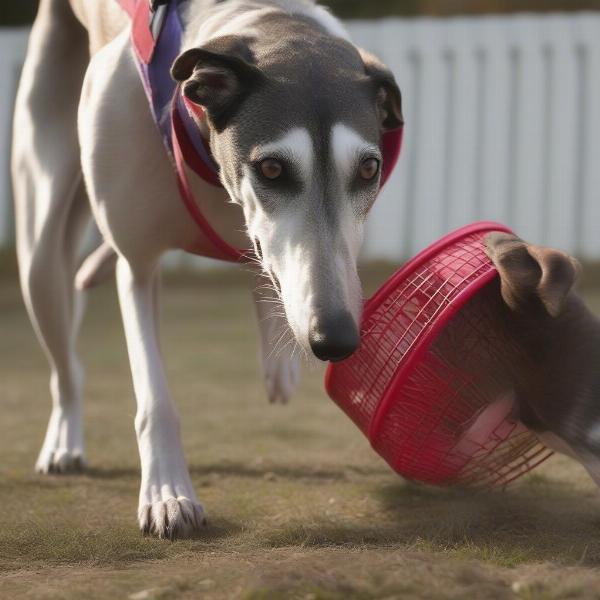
[
  {"xmin": 240, "ymin": 128, "xmax": 364, "ymax": 353},
  {"xmin": 75, "ymin": 241, "xmax": 118, "ymax": 290},
  {"xmin": 253, "ymin": 277, "xmax": 301, "ymax": 403},
  {"xmin": 116, "ymin": 259, "xmax": 206, "ymax": 537},
  {"xmin": 241, "ymin": 174, "xmax": 313, "ymax": 357},
  {"xmin": 331, "ymin": 123, "xmax": 380, "ymax": 179},
  {"xmin": 258, "ymin": 127, "xmax": 314, "ymax": 179},
  {"xmin": 12, "ymin": 0, "xmax": 91, "ymax": 474},
  {"xmin": 240, "ymin": 173, "xmax": 314, "ymax": 348},
  {"xmin": 35, "ymin": 362, "xmax": 86, "ymax": 473}
]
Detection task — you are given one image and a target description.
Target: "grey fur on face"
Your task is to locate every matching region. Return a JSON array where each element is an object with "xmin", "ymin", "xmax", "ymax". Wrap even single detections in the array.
[
  {"xmin": 172, "ymin": 0, "xmax": 402, "ymax": 355},
  {"xmin": 174, "ymin": 4, "xmax": 402, "ymax": 209}
]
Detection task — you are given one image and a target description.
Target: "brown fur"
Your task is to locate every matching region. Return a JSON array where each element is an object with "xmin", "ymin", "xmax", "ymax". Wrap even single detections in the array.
[{"xmin": 485, "ymin": 233, "xmax": 600, "ymax": 453}]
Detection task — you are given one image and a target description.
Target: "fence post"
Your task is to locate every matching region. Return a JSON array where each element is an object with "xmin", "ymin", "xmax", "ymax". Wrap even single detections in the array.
[{"xmin": 0, "ymin": 29, "xmax": 28, "ymax": 246}]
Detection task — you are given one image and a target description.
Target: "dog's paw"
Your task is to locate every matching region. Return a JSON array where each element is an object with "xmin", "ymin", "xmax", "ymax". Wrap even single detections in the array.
[
  {"xmin": 36, "ymin": 449, "xmax": 86, "ymax": 474},
  {"xmin": 35, "ymin": 408, "xmax": 86, "ymax": 474},
  {"xmin": 263, "ymin": 351, "xmax": 300, "ymax": 404},
  {"xmin": 139, "ymin": 498, "xmax": 206, "ymax": 540},
  {"xmin": 136, "ymin": 422, "xmax": 205, "ymax": 540}
]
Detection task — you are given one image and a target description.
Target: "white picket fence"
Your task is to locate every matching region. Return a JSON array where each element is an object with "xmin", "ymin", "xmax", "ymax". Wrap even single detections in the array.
[
  {"xmin": 353, "ymin": 13, "xmax": 600, "ymax": 261},
  {"xmin": 1, "ymin": 13, "xmax": 599, "ymax": 263},
  {"xmin": 0, "ymin": 28, "xmax": 28, "ymax": 245}
]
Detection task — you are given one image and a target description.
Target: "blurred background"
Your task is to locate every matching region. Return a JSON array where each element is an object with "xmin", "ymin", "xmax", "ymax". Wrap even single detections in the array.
[{"xmin": 0, "ymin": 0, "xmax": 599, "ymax": 266}]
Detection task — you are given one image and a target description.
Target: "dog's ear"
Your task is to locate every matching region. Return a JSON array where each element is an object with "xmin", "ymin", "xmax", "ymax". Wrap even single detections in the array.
[
  {"xmin": 359, "ymin": 49, "xmax": 403, "ymax": 132},
  {"xmin": 485, "ymin": 232, "xmax": 581, "ymax": 318},
  {"xmin": 171, "ymin": 36, "xmax": 264, "ymax": 130}
]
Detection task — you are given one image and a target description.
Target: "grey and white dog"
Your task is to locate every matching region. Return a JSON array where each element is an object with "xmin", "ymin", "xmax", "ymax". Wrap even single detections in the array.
[{"xmin": 12, "ymin": 0, "xmax": 403, "ymax": 538}]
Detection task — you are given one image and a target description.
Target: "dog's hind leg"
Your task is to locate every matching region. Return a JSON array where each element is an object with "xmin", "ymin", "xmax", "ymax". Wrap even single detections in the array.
[{"xmin": 12, "ymin": 0, "xmax": 91, "ymax": 473}]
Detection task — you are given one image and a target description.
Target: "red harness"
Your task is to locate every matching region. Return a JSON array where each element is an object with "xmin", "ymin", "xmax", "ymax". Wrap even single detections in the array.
[{"xmin": 119, "ymin": 0, "xmax": 404, "ymax": 263}]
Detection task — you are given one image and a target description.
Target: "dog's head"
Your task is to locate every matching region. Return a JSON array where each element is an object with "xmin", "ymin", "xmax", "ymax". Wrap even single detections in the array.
[{"xmin": 171, "ymin": 17, "xmax": 402, "ymax": 361}]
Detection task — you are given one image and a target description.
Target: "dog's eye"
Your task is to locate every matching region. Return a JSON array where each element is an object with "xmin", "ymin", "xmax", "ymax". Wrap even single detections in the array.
[
  {"xmin": 359, "ymin": 157, "xmax": 380, "ymax": 181},
  {"xmin": 260, "ymin": 158, "xmax": 283, "ymax": 180}
]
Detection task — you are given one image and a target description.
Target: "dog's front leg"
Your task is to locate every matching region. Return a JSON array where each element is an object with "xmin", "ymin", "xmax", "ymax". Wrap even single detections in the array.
[
  {"xmin": 116, "ymin": 257, "xmax": 205, "ymax": 539},
  {"xmin": 252, "ymin": 276, "xmax": 300, "ymax": 404}
]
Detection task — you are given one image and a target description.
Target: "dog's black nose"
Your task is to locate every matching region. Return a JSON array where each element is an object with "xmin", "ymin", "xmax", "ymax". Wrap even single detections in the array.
[{"xmin": 309, "ymin": 312, "xmax": 360, "ymax": 362}]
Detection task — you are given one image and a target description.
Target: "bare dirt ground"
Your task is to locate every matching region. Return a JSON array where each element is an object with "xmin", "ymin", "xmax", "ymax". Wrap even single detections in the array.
[{"xmin": 2, "ymin": 256, "xmax": 600, "ymax": 600}]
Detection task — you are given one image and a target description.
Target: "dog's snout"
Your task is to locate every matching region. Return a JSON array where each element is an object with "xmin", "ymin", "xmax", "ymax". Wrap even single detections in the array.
[{"xmin": 309, "ymin": 312, "xmax": 360, "ymax": 362}]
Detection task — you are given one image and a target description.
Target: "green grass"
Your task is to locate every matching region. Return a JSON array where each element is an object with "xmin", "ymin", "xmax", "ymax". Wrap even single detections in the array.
[{"xmin": 2, "ymin": 266, "xmax": 600, "ymax": 599}]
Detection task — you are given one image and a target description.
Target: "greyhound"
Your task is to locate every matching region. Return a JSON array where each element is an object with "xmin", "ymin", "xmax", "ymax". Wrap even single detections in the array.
[{"xmin": 12, "ymin": 0, "xmax": 403, "ymax": 538}]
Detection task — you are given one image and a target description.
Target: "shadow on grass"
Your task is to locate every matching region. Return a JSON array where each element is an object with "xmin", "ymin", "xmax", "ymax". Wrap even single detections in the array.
[
  {"xmin": 10, "ymin": 461, "xmax": 600, "ymax": 569},
  {"xmin": 188, "ymin": 515, "xmax": 244, "ymax": 543},
  {"xmin": 263, "ymin": 477, "xmax": 600, "ymax": 568},
  {"xmin": 83, "ymin": 461, "xmax": 386, "ymax": 482}
]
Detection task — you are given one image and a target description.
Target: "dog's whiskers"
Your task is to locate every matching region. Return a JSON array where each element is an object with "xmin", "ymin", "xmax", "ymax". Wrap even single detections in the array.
[
  {"xmin": 242, "ymin": 239, "xmax": 311, "ymax": 364},
  {"xmin": 268, "ymin": 326, "xmax": 293, "ymax": 361},
  {"xmin": 259, "ymin": 313, "xmax": 287, "ymax": 325}
]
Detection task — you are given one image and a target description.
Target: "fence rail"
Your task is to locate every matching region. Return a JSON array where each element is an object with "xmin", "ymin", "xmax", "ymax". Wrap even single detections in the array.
[{"xmin": 1, "ymin": 13, "xmax": 599, "ymax": 263}]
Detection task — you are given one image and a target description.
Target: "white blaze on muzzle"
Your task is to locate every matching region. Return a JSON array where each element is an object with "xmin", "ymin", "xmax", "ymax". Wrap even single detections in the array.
[{"xmin": 238, "ymin": 123, "xmax": 390, "ymax": 353}]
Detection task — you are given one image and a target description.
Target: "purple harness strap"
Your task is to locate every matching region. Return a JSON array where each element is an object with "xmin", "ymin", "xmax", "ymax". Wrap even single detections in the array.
[
  {"xmin": 119, "ymin": 0, "xmax": 247, "ymax": 261},
  {"xmin": 133, "ymin": 0, "xmax": 218, "ymax": 179}
]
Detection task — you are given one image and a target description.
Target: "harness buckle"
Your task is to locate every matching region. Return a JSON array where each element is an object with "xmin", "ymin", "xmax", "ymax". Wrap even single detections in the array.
[
  {"xmin": 150, "ymin": 0, "xmax": 170, "ymax": 40},
  {"xmin": 150, "ymin": 0, "xmax": 169, "ymax": 10}
]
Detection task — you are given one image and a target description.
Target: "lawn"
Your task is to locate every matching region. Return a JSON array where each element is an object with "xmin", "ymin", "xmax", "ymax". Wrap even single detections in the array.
[{"xmin": 2, "ymin": 258, "xmax": 600, "ymax": 600}]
